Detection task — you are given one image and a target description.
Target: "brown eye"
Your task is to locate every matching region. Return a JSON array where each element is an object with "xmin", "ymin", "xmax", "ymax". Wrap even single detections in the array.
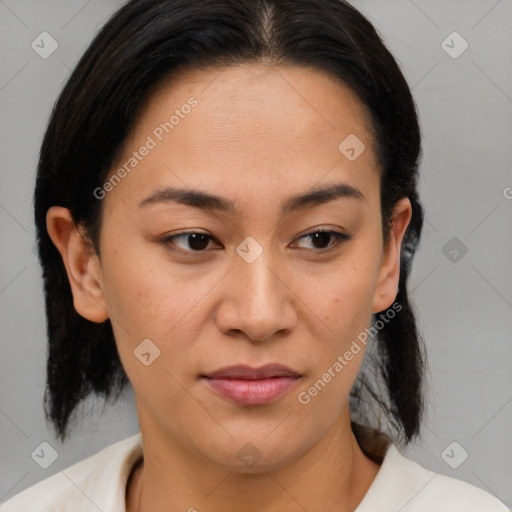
[
  {"xmin": 294, "ymin": 230, "xmax": 352, "ymax": 251},
  {"xmin": 162, "ymin": 232, "xmax": 217, "ymax": 252}
]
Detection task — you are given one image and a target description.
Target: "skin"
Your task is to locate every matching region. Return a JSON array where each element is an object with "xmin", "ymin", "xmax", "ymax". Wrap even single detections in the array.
[{"xmin": 47, "ymin": 63, "xmax": 411, "ymax": 512}]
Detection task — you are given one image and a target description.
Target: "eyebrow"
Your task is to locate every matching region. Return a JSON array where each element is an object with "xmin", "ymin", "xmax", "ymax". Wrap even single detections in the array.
[{"xmin": 138, "ymin": 182, "xmax": 365, "ymax": 215}]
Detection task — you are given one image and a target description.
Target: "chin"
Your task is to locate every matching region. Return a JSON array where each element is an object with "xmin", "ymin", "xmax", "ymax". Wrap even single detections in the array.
[{"xmin": 197, "ymin": 431, "xmax": 311, "ymax": 474}]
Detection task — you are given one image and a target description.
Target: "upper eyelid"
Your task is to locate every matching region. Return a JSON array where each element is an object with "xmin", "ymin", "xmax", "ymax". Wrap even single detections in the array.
[{"xmin": 167, "ymin": 227, "xmax": 346, "ymax": 240}]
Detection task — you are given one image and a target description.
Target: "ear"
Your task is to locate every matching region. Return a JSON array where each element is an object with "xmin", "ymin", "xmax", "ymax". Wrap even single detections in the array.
[
  {"xmin": 372, "ymin": 197, "xmax": 412, "ymax": 314},
  {"xmin": 46, "ymin": 206, "xmax": 109, "ymax": 323}
]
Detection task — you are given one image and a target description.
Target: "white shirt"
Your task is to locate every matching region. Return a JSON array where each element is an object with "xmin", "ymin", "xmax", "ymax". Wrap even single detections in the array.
[{"xmin": 1, "ymin": 432, "xmax": 509, "ymax": 511}]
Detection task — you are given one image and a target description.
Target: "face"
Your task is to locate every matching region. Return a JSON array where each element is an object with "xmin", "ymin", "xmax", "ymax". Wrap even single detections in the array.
[{"xmin": 50, "ymin": 63, "xmax": 411, "ymax": 472}]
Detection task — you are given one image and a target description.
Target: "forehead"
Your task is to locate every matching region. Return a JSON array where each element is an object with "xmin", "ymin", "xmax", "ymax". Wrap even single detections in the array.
[
  {"xmin": 138, "ymin": 63, "xmax": 374, "ymax": 148},
  {"xmin": 104, "ymin": 63, "xmax": 380, "ymax": 213}
]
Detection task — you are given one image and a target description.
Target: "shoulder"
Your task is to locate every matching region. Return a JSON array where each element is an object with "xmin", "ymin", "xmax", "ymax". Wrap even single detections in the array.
[
  {"xmin": 357, "ymin": 444, "xmax": 510, "ymax": 512},
  {"xmin": 0, "ymin": 432, "xmax": 143, "ymax": 512},
  {"xmin": 415, "ymin": 469, "xmax": 510, "ymax": 511}
]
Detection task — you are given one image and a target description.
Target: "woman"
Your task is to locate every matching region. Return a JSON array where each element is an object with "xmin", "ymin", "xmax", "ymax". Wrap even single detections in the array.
[{"xmin": 1, "ymin": 0, "xmax": 508, "ymax": 510}]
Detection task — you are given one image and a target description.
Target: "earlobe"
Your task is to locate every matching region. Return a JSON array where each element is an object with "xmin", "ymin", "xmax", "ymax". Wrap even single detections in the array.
[
  {"xmin": 372, "ymin": 197, "xmax": 412, "ymax": 314},
  {"xmin": 46, "ymin": 206, "xmax": 109, "ymax": 323}
]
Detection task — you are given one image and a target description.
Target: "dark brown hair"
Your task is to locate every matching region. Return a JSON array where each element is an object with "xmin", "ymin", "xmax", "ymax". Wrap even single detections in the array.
[{"xmin": 34, "ymin": 0, "xmax": 426, "ymax": 455}]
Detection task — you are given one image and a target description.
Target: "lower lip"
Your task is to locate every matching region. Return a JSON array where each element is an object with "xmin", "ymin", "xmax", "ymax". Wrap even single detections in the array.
[{"xmin": 204, "ymin": 377, "xmax": 300, "ymax": 405}]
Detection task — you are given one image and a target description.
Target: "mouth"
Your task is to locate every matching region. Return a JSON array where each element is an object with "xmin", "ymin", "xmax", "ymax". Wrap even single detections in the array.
[{"xmin": 200, "ymin": 363, "xmax": 303, "ymax": 405}]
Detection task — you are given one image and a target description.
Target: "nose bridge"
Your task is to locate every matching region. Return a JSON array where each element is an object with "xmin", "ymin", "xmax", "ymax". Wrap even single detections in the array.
[
  {"xmin": 221, "ymin": 236, "xmax": 294, "ymax": 341},
  {"xmin": 237, "ymin": 244, "xmax": 279, "ymax": 308}
]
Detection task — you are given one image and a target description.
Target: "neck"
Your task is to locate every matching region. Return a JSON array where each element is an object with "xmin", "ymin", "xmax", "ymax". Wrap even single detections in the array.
[{"xmin": 126, "ymin": 408, "xmax": 382, "ymax": 512}]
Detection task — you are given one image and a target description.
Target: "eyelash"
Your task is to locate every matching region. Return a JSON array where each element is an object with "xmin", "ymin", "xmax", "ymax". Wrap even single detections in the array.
[{"xmin": 160, "ymin": 229, "xmax": 352, "ymax": 255}]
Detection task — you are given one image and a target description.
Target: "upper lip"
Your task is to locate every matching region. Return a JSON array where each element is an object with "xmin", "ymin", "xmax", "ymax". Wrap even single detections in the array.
[{"xmin": 202, "ymin": 363, "xmax": 302, "ymax": 380}]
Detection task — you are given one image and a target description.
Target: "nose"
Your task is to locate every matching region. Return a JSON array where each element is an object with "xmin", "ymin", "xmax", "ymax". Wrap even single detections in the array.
[{"xmin": 215, "ymin": 246, "xmax": 297, "ymax": 342}]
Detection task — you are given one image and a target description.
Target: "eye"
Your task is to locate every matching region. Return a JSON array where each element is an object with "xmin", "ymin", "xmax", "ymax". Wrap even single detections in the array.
[
  {"xmin": 293, "ymin": 229, "xmax": 352, "ymax": 252},
  {"xmin": 162, "ymin": 232, "xmax": 219, "ymax": 252},
  {"xmin": 161, "ymin": 229, "xmax": 352, "ymax": 255}
]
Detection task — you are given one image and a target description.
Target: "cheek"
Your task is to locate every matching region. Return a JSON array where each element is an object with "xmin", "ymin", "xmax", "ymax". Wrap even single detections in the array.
[
  {"xmin": 103, "ymin": 263, "xmax": 184, "ymax": 338},
  {"xmin": 98, "ymin": 233, "xmax": 175, "ymax": 334},
  {"xmin": 314, "ymin": 258, "xmax": 380, "ymax": 326},
  {"xmin": 100, "ymin": 236, "xmax": 219, "ymax": 347},
  {"xmin": 297, "ymin": 264, "xmax": 379, "ymax": 408}
]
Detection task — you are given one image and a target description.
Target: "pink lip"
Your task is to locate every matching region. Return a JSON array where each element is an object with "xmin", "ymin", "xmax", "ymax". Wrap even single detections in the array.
[{"xmin": 201, "ymin": 364, "xmax": 302, "ymax": 405}]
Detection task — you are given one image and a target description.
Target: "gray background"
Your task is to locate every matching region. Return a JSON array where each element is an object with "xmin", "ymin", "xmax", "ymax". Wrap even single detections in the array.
[{"xmin": 1, "ymin": 0, "xmax": 511, "ymax": 507}]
